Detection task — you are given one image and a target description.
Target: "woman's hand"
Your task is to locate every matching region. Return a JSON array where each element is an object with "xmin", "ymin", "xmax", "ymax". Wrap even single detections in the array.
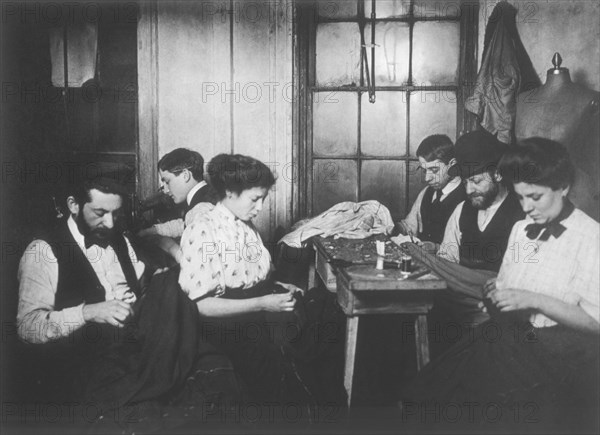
[
  {"xmin": 260, "ymin": 291, "xmax": 297, "ymax": 312},
  {"xmin": 486, "ymin": 287, "xmax": 538, "ymax": 312},
  {"xmin": 274, "ymin": 281, "xmax": 304, "ymax": 296}
]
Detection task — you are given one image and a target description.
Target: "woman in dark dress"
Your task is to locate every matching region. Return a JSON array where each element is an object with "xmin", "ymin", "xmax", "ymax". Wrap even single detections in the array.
[{"xmin": 401, "ymin": 138, "xmax": 599, "ymax": 433}]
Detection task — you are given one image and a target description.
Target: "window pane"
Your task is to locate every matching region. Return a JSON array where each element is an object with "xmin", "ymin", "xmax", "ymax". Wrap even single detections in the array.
[
  {"xmin": 361, "ymin": 160, "xmax": 404, "ymax": 220},
  {"xmin": 316, "ymin": 23, "xmax": 361, "ymax": 86},
  {"xmin": 313, "ymin": 92, "xmax": 358, "ymax": 156},
  {"xmin": 413, "ymin": 0, "xmax": 462, "ymax": 18},
  {"xmin": 409, "ymin": 91, "xmax": 456, "ymax": 155},
  {"xmin": 364, "ymin": 0, "xmax": 411, "ymax": 18},
  {"xmin": 317, "ymin": 1, "xmax": 358, "ymax": 19},
  {"xmin": 312, "ymin": 159, "xmax": 358, "ymax": 214},
  {"xmin": 365, "ymin": 22, "xmax": 410, "ymax": 85},
  {"xmin": 412, "ymin": 22, "xmax": 460, "ymax": 85},
  {"xmin": 361, "ymin": 92, "xmax": 407, "ymax": 156}
]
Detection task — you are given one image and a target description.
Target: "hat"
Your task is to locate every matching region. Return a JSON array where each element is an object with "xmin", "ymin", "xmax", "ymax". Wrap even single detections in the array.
[{"xmin": 450, "ymin": 130, "xmax": 507, "ymax": 179}]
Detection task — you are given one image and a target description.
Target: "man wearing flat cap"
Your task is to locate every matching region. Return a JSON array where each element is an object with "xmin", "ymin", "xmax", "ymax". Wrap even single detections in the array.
[
  {"xmin": 438, "ymin": 130, "xmax": 524, "ymax": 272},
  {"xmin": 430, "ymin": 130, "xmax": 525, "ymax": 333}
]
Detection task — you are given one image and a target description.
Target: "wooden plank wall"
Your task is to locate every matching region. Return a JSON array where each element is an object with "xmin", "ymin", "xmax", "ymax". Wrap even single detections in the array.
[{"xmin": 138, "ymin": 0, "xmax": 294, "ymax": 241}]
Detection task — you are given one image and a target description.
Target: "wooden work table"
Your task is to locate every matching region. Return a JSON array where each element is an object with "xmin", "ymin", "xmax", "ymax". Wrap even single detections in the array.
[{"xmin": 312, "ymin": 236, "xmax": 446, "ymax": 406}]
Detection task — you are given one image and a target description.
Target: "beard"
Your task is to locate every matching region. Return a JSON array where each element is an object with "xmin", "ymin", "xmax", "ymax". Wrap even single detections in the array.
[
  {"xmin": 468, "ymin": 182, "xmax": 499, "ymax": 210},
  {"xmin": 75, "ymin": 212, "xmax": 115, "ymax": 243}
]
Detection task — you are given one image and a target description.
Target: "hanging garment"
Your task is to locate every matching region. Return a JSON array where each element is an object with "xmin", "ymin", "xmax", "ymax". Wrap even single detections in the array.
[{"xmin": 465, "ymin": 1, "xmax": 539, "ymax": 143}]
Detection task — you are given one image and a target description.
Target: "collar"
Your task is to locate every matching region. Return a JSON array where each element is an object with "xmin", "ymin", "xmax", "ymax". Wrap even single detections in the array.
[
  {"xmin": 67, "ymin": 215, "xmax": 87, "ymax": 249},
  {"xmin": 440, "ymin": 177, "xmax": 461, "ymax": 197},
  {"xmin": 215, "ymin": 202, "xmax": 238, "ymax": 222},
  {"xmin": 186, "ymin": 181, "xmax": 207, "ymax": 205},
  {"xmin": 481, "ymin": 189, "xmax": 508, "ymax": 216},
  {"xmin": 525, "ymin": 200, "xmax": 575, "ymax": 241}
]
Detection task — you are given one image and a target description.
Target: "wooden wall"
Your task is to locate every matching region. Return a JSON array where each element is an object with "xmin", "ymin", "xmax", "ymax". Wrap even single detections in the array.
[{"xmin": 138, "ymin": 1, "xmax": 294, "ymax": 241}]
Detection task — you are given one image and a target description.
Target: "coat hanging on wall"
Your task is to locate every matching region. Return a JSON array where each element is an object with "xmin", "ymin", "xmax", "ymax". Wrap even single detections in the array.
[{"xmin": 465, "ymin": 1, "xmax": 539, "ymax": 144}]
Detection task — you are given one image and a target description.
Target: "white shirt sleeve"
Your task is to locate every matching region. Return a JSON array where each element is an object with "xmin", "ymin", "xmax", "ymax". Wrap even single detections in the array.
[
  {"xmin": 152, "ymin": 218, "xmax": 185, "ymax": 239},
  {"xmin": 16, "ymin": 240, "xmax": 86, "ymax": 344},
  {"xmin": 437, "ymin": 201, "xmax": 464, "ymax": 263},
  {"xmin": 399, "ymin": 187, "xmax": 426, "ymax": 235}
]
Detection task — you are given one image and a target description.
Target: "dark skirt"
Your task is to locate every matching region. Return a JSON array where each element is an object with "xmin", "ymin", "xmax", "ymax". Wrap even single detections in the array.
[
  {"xmin": 401, "ymin": 318, "xmax": 600, "ymax": 432},
  {"xmin": 201, "ymin": 282, "xmax": 348, "ymax": 410}
]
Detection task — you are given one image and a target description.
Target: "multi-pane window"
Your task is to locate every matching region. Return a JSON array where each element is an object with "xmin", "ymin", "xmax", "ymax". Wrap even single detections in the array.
[{"xmin": 301, "ymin": 0, "xmax": 475, "ymax": 221}]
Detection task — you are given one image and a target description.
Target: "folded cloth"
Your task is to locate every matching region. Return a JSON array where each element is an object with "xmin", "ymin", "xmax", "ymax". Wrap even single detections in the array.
[
  {"xmin": 279, "ymin": 200, "xmax": 394, "ymax": 248},
  {"xmin": 405, "ymin": 243, "xmax": 496, "ymax": 299}
]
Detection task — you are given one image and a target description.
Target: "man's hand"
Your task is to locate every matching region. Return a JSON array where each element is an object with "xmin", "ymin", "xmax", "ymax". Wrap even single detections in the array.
[
  {"xmin": 391, "ymin": 234, "xmax": 422, "ymax": 246},
  {"xmin": 82, "ymin": 300, "xmax": 134, "ymax": 327},
  {"xmin": 259, "ymin": 291, "xmax": 297, "ymax": 312}
]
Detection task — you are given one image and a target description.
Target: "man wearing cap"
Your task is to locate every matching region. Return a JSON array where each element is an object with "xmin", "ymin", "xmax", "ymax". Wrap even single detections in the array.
[
  {"xmin": 429, "ymin": 130, "xmax": 525, "ymax": 334},
  {"xmin": 438, "ymin": 130, "xmax": 524, "ymax": 272}
]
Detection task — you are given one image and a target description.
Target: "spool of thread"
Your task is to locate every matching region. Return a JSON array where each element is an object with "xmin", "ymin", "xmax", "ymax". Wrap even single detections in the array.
[{"xmin": 376, "ymin": 256, "xmax": 384, "ymax": 270}]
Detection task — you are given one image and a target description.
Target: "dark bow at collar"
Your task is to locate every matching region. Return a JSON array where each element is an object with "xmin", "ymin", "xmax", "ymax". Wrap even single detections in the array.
[
  {"xmin": 525, "ymin": 200, "xmax": 574, "ymax": 241},
  {"xmin": 84, "ymin": 235, "xmax": 114, "ymax": 249}
]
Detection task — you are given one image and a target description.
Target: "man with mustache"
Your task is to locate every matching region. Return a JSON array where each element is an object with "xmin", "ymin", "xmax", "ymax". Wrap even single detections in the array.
[
  {"xmin": 438, "ymin": 130, "xmax": 524, "ymax": 272},
  {"xmin": 16, "ymin": 176, "xmax": 146, "ymax": 399},
  {"xmin": 430, "ymin": 130, "xmax": 525, "ymax": 336}
]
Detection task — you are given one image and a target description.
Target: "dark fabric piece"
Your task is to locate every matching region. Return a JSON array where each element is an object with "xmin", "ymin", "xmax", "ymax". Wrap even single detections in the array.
[
  {"xmin": 458, "ymin": 192, "xmax": 524, "ymax": 272},
  {"xmin": 405, "ymin": 244, "xmax": 497, "ymax": 359},
  {"xmin": 202, "ymin": 281, "xmax": 347, "ymax": 408},
  {"xmin": 419, "ymin": 184, "xmax": 467, "ymax": 244},
  {"xmin": 185, "ymin": 183, "xmax": 219, "ymax": 215},
  {"xmin": 272, "ymin": 243, "xmax": 315, "ymax": 290},
  {"xmin": 525, "ymin": 199, "xmax": 575, "ymax": 241},
  {"xmin": 84, "ymin": 267, "xmax": 242, "ymax": 415},
  {"xmin": 402, "ymin": 319, "xmax": 600, "ymax": 433}
]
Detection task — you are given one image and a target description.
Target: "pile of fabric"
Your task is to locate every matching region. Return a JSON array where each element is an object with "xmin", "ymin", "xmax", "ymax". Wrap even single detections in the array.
[{"xmin": 279, "ymin": 200, "xmax": 394, "ymax": 248}]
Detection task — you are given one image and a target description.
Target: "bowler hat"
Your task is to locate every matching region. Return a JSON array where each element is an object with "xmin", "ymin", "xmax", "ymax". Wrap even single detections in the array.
[{"xmin": 450, "ymin": 130, "xmax": 507, "ymax": 179}]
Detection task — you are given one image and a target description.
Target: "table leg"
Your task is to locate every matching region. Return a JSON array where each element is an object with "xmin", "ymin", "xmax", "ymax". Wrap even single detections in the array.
[
  {"xmin": 414, "ymin": 314, "xmax": 430, "ymax": 371},
  {"xmin": 307, "ymin": 261, "xmax": 316, "ymax": 290},
  {"xmin": 344, "ymin": 316, "xmax": 359, "ymax": 407}
]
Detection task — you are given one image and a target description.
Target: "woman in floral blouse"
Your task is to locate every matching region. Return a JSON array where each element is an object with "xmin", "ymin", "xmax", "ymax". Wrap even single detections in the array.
[{"xmin": 179, "ymin": 153, "xmax": 345, "ymax": 407}]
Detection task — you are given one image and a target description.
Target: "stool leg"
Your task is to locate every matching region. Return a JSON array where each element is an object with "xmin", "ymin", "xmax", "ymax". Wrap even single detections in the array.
[
  {"xmin": 414, "ymin": 314, "xmax": 430, "ymax": 371},
  {"xmin": 344, "ymin": 316, "xmax": 359, "ymax": 407}
]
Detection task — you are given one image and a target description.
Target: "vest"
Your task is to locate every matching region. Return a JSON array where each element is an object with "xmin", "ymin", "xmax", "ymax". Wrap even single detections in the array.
[
  {"xmin": 19, "ymin": 220, "xmax": 141, "ymax": 402},
  {"xmin": 185, "ymin": 183, "xmax": 219, "ymax": 215},
  {"xmin": 41, "ymin": 219, "xmax": 141, "ymax": 310},
  {"xmin": 458, "ymin": 192, "xmax": 524, "ymax": 272},
  {"xmin": 419, "ymin": 184, "xmax": 467, "ymax": 244}
]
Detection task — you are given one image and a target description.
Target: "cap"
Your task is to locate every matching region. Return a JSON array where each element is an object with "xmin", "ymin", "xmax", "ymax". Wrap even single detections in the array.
[{"xmin": 450, "ymin": 130, "xmax": 507, "ymax": 179}]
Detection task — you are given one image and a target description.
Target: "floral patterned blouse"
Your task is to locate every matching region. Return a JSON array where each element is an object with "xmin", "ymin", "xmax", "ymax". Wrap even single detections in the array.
[{"xmin": 178, "ymin": 202, "xmax": 272, "ymax": 301}]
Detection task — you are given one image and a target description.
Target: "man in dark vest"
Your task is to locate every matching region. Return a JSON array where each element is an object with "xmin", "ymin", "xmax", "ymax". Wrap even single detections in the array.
[
  {"xmin": 15, "ymin": 175, "xmax": 224, "ymax": 421},
  {"xmin": 16, "ymin": 176, "xmax": 146, "ymax": 400},
  {"xmin": 137, "ymin": 148, "xmax": 218, "ymax": 262},
  {"xmin": 394, "ymin": 134, "xmax": 467, "ymax": 251},
  {"xmin": 438, "ymin": 130, "xmax": 524, "ymax": 272},
  {"xmin": 431, "ymin": 130, "xmax": 525, "ymax": 334}
]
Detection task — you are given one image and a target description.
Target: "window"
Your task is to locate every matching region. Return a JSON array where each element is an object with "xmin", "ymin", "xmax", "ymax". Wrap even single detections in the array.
[{"xmin": 295, "ymin": 0, "xmax": 478, "ymax": 221}]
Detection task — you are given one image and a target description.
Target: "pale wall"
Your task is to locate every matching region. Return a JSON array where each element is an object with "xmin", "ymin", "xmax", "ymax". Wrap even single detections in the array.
[{"xmin": 478, "ymin": 0, "xmax": 600, "ymax": 91}]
